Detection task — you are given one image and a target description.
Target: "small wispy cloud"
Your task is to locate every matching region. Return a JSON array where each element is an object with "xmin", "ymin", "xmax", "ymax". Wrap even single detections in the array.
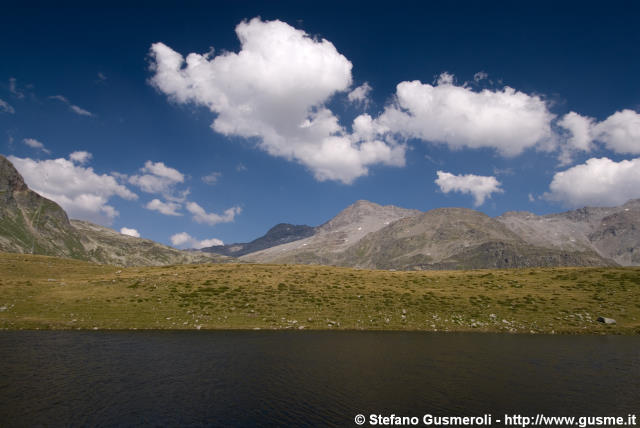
[
  {"xmin": 49, "ymin": 94, "xmax": 94, "ymax": 117},
  {"xmin": 9, "ymin": 77, "xmax": 24, "ymax": 99},
  {"xmin": 22, "ymin": 138, "xmax": 51, "ymax": 154},
  {"xmin": 202, "ymin": 171, "xmax": 222, "ymax": 185},
  {"xmin": 0, "ymin": 98, "xmax": 15, "ymax": 114}
]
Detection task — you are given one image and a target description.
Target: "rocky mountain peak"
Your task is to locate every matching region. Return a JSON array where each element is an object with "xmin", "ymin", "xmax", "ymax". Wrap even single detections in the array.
[
  {"xmin": 319, "ymin": 200, "xmax": 420, "ymax": 233},
  {"xmin": 0, "ymin": 155, "xmax": 28, "ymax": 195}
]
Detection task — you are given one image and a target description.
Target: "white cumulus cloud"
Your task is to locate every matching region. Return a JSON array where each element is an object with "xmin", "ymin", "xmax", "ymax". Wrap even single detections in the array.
[
  {"xmin": 375, "ymin": 74, "xmax": 556, "ymax": 157},
  {"xmin": 544, "ymin": 157, "xmax": 640, "ymax": 207},
  {"xmin": 129, "ymin": 160, "xmax": 185, "ymax": 196},
  {"xmin": 170, "ymin": 232, "xmax": 223, "ymax": 249},
  {"xmin": 558, "ymin": 109, "xmax": 640, "ymax": 160},
  {"xmin": 120, "ymin": 227, "xmax": 140, "ymax": 238},
  {"xmin": 149, "ymin": 17, "xmax": 405, "ymax": 184},
  {"xmin": 435, "ymin": 170, "xmax": 503, "ymax": 206},
  {"xmin": 22, "ymin": 138, "xmax": 51, "ymax": 154},
  {"xmin": 186, "ymin": 202, "xmax": 241, "ymax": 226},
  {"xmin": 8, "ymin": 155, "xmax": 138, "ymax": 225},
  {"xmin": 594, "ymin": 109, "xmax": 640, "ymax": 154},
  {"xmin": 146, "ymin": 198, "xmax": 182, "ymax": 216}
]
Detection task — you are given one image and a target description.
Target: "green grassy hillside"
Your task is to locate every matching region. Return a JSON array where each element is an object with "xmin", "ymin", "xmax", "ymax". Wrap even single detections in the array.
[{"xmin": 1, "ymin": 252, "xmax": 639, "ymax": 333}]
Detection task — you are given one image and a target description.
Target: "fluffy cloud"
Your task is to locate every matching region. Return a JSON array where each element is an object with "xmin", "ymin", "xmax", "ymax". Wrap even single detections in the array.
[
  {"xmin": 69, "ymin": 151, "xmax": 92, "ymax": 164},
  {"xmin": 49, "ymin": 95, "xmax": 94, "ymax": 117},
  {"xmin": 558, "ymin": 109, "xmax": 640, "ymax": 159},
  {"xmin": 376, "ymin": 75, "xmax": 556, "ymax": 156},
  {"xmin": 145, "ymin": 198, "xmax": 182, "ymax": 216},
  {"xmin": 186, "ymin": 202, "xmax": 241, "ymax": 225},
  {"xmin": 435, "ymin": 171, "xmax": 503, "ymax": 206},
  {"xmin": 544, "ymin": 157, "xmax": 640, "ymax": 207},
  {"xmin": 170, "ymin": 232, "xmax": 223, "ymax": 249},
  {"xmin": 149, "ymin": 17, "xmax": 405, "ymax": 184},
  {"xmin": 348, "ymin": 82, "xmax": 372, "ymax": 107},
  {"xmin": 22, "ymin": 138, "xmax": 51, "ymax": 154},
  {"xmin": 0, "ymin": 98, "xmax": 14, "ymax": 114},
  {"xmin": 594, "ymin": 110, "xmax": 640, "ymax": 154},
  {"xmin": 120, "ymin": 227, "xmax": 140, "ymax": 238},
  {"xmin": 129, "ymin": 161, "xmax": 185, "ymax": 196},
  {"xmin": 8, "ymin": 154, "xmax": 137, "ymax": 224}
]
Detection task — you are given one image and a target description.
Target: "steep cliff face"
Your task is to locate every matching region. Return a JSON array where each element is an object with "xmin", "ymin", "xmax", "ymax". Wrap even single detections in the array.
[{"xmin": 0, "ymin": 155, "xmax": 87, "ymax": 259}]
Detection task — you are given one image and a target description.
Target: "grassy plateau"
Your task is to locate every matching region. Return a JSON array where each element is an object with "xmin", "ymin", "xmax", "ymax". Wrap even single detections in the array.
[{"xmin": 1, "ymin": 252, "xmax": 639, "ymax": 334}]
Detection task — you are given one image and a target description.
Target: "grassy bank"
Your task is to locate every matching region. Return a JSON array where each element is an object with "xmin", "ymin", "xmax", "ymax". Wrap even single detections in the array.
[{"xmin": 1, "ymin": 253, "xmax": 639, "ymax": 334}]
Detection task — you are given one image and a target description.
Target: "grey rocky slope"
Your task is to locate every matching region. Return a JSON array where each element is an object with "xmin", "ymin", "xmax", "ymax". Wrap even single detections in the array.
[
  {"xmin": 202, "ymin": 223, "xmax": 315, "ymax": 257},
  {"xmin": 241, "ymin": 200, "xmax": 421, "ymax": 264},
  {"xmin": 242, "ymin": 200, "xmax": 630, "ymax": 270},
  {"xmin": 0, "ymin": 155, "xmax": 229, "ymax": 266},
  {"xmin": 496, "ymin": 199, "xmax": 640, "ymax": 266}
]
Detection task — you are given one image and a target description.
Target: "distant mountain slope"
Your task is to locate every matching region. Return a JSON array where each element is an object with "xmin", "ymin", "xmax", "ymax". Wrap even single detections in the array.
[
  {"xmin": 497, "ymin": 199, "xmax": 640, "ymax": 266},
  {"xmin": 241, "ymin": 200, "xmax": 421, "ymax": 264},
  {"xmin": 242, "ymin": 200, "xmax": 621, "ymax": 270},
  {"xmin": 202, "ymin": 223, "xmax": 315, "ymax": 257},
  {"xmin": 340, "ymin": 208, "xmax": 611, "ymax": 270},
  {"xmin": 72, "ymin": 220, "xmax": 230, "ymax": 267},
  {"xmin": 0, "ymin": 155, "xmax": 230, "ymax": 267}
]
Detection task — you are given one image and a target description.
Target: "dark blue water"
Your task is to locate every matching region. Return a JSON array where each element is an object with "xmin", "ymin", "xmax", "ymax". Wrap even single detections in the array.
[{"xmin": 0, "ymin": 331, "xmax": 638, "ymax": 427}]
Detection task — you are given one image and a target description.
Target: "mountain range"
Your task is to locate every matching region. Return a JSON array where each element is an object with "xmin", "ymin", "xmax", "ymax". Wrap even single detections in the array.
[{"xmin": 2, "ymin": 154, "xmax": 638, "ymax": 269}]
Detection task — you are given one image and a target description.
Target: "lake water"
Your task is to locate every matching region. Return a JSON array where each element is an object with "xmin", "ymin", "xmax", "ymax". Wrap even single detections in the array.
[{"xmin": 0, "ymin": 331, "xmax": 638, "ymax": 427}]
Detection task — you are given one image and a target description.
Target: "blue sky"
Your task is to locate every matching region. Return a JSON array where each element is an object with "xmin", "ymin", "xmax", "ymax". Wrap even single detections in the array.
[{"xmin": 1, "ymin": 1, "xmax": 639, "ymax": 248}]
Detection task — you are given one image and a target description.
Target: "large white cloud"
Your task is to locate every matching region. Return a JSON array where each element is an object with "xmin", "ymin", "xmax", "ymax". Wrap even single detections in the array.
[
  {"xmin": 375, "ymin": 74, "xmax": 556, "ymax": 156},
  {"xmin": 544, "ymin": 157, "xmax": 640, "ymax": 207},
  {"xmin": 435, "ymin": 171, "xmax": 503, "ymax": 206},
  {"xmin": 8, "ymin": 154, "xmax": 137, "ymax": 224},
  {"xmin": 149, "ymin": 17, "xmax": 405, "ymax": 184},
  {"xmin": 186, "ymin": 202, "xmax": 241, "ymax": 226},
  {"xmin": 170, "ymin": 232, "xmax": 223, "ymax": 249}
]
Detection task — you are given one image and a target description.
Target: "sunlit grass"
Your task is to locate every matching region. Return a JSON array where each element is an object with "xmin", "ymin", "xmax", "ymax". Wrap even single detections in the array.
[{"xmin": 1, "ymin": 252, "xmax": 639, "ymax": 334}]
